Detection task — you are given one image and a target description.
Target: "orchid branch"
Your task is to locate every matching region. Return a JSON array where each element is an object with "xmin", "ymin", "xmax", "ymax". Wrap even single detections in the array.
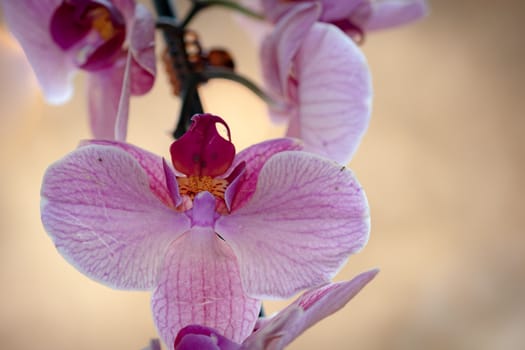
[
  {"xmin": 182, "ymin": 0, "xmax": 264, "ymax": 27},
  {"xmin": 201, "ymin": 67, "xmax": 281, "ymax": 107}
]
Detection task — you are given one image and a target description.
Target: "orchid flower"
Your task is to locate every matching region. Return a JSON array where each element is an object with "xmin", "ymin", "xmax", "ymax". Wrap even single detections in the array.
[
  {"xmin": 238, "ymin": 0, "xmax": 427, "ymax": 164},
  {"xmin": 1, "ymin": 0, "xmax": 156, "ymax": 140},
  {"xmin": 255, "ymin": 0, "xmax": 428, "ymax": 41},
  {"xmin": 173, "ymin": 269, "xmax": 378, "ymax": 350},
  {"xmin": 40, "ymin": 113, "xmax": 370, "ymax": 346},
  {"xmin": 261, "ymin": 5, "xmax": 372, "ymax": 164}
]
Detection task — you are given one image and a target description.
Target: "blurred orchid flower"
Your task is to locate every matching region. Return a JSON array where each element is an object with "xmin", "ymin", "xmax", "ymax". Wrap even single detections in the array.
[
  {"xmin": 261, "ymin": 5, "xmax": 372, "ymax": 164},
  {"xmin": 1, "ymin": 0, "xmax": 156, "ymax": 140},
  {"xmin": 253, "ymin": 0, "xmax": 428, "ymax": 41},
  {"xmin": 173, "ymin": 269, "xmax": 378, "ymax": 350},
  {"xmin": 40, "ymin": 113, "xmax": 370, "ymax": 346}
]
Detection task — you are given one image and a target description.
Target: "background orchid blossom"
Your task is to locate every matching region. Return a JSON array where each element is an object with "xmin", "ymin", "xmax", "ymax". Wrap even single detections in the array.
[
  {"xmin": 173, "ymin": 269, "xmax": 378, "ymax": 350},
  {"xmin": 1, "ymin": 0, "xmax": 156, "ymax": 140},
  {"xmin": 261, "ymin": 3, "xmax": 372, "ymax": 164},
  {"xmin": 40, "ymin": 113, "xmax": 370, "ymax": 347},
  {"xmin": 259, "ymin": 0, "xmax": 429, "ymax": 41}
]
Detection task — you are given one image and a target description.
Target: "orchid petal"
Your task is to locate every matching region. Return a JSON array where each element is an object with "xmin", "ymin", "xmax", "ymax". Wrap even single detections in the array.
[
  {"xmin": 363, "ymin": 0, "xmax": 429, "ymax": 30},
  {"xmin": 41, "ymin": 144, "xmax": 190, "ymax": 289},
  {"xmin": 87, "ymin": 53, "xmax": 128, "ymax": 140},
  {"xmin": 317, "ymin": 0, "xmax": 365, "ymax": 22},
  {"xmin": 163, "ymin": 158, "xmax": 182, "ymax": 208},
  {"xmin": 261, "ymin": 2, "xmax": 320, "ymax": 98},
  {"xmin": 242, "ymin": 269, "xmax": 378, "ymax": 349},
  {"xmin": 115, "ymin": 52, "xmax": 133, "ymax": 141},
  {"xmin": 288, "ymin": 22, "xmax": 372, "ymax": 164},
  {"xmin": 128, "ymin": 3, "xmax": 156, "ymax": 95},
  {"xmin": 229, "ymin": 138, "xmax": 302, "ymax": 211},
  {"xmin": 216, "ymin": 151, "xmax": 370, "ymax": 298},
  {"xmin": 2, "ymin": 0, "xmax": 75, "ymax": 104},
  {"xmin": 82, "ymin": 140, "xmax": 178, "ymax": 207},
  {"xmin": 152, "ymin": 227, "xmax": 260, "ymax": 347}
]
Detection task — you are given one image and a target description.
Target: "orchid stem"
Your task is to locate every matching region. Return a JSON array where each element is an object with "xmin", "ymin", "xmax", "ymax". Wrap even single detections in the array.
[
  {"xmin": 154, "ymin": 0, "xmax": 205, "ymax": 138},
  {"xmin": 182, "ymin": 0, "xmax": 264, "ymax": 27},
  {"xmin": 202, "ymin": 68, "xmax": 279, "ymax": 107}
]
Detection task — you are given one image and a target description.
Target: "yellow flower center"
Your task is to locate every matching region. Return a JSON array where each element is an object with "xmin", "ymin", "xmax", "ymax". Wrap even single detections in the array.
[
  {"xmin": 177, "ymin": 176, "xmax": 229, "ymax": 200},
  {"xmin": 89, "ymin": 7, "xmax": 116, "ymax": 40}
]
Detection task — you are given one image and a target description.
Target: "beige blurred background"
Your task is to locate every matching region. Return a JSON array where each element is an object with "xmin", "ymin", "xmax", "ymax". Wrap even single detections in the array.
[{"xmin": 1, "ymin": 0, "xmax": 524, "ymax": 349}]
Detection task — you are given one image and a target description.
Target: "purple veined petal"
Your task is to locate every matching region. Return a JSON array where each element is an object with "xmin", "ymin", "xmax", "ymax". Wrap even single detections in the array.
[
  {"xmin": 175, "ymin": 325, "xmax": 241, "ymax": 350},
  {"xmin": 215, "ymin": 151, "xmax": 370, "ymax": 299},
  {"xmin": 128, "ymin": 3, "xmax": 156, "ymax": 95},
  {"xmin": 2, "ymin": 0, "xmax": 76, "ymax": 104},
  {"xmin": 151, "ymin": 226, "xmax": 261, "ymax": 347},
  {"xmin": 228, "ymin": 138, "xmax": 303, "ymax": 211},
  {"xmin": 81, "ymin": 139, "xmax": 177, "ymax": 208},
  {"xmin": 362, "ymin": 0, "xmax": 429, "ymax": 31},
  {"xmin": 288, "ymin": 22, "xmax": 372, "ymax": 164},
  {"xmin": 260, "ymin": 2, "xmax": 320, "ymax": 98},
  {"xmin": 41, "ymin": 144, "xmax": 191, "ymax": 289},
  {"xmin": 242, "ymin": 269, "xmax": 378, "ymax": 349}
]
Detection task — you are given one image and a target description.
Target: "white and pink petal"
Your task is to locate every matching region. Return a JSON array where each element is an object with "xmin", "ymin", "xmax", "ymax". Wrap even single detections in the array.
[
  {"xmin": 41, "ymin": 144, "xmax": 190, "ymax": 289},
  {"xmin": 228, "ymin": 138, "xmax": 303, "ymax": 211},
  {"xmin": 152, "ymin": 226, "xmax": 260, "ymax": 347},
  {"xmin": 82, "ymin": 139, "xmax": 179, "ymax": 207},
  {"xmin": 242, "ymin": 269, "xmax": 378, "ymax": 349},
  {"xmin": 2, "ymin": 0, "xmax": 75, "ymax": 104},
  {"xmin": 128, "ymin": 3, "xmax": 156, "ymax": 96},
  {"xmin": 288, "ymin": 22, "xmax": 372, "ymax": 164},
  {"xmin": 363, "ymin": 0, "xmax": 429, "ymax": 31},
  {"xmin": 216, "ymin": 151, "xmax": 370, "ymax": 299}
]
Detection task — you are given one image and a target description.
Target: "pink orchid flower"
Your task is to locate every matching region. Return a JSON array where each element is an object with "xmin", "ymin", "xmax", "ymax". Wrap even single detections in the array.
[
  {"xmin": 173, "ymin": 269, "xmax": 378, "ymax": 350},
  {"xmin": 261, "ymin": 5, "xmax": 372, "ymax": 164},
  {"xmin": 1, "ymin": 0, "xmax": 156, "ymax": 140},
  {"xmin": 40, "ymin": 113, "xmax": 370, "ymax": 346},
  {"xmin": 241, "ymin": 0, "xmax": 427, "ymax": 164},
  {"xmin": 260, "ymin": 0, "xmax": 428, "ymax": 40}
]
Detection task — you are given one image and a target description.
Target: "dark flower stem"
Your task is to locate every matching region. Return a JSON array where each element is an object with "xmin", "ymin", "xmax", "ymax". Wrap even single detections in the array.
[
  {"xmin": 182, "ymin": 0, "xmax": 264, "ymax": 27},
  {"xmin": 153, "ymin": 0, "xmax": 270, "ymax": 139},
  {"xmin": 153, "ymin": 0, "xmax": 204, "ymax": 139},
  {"xmin": 202, "ymin": 68, "xmax": 279, "ymax": 107}
]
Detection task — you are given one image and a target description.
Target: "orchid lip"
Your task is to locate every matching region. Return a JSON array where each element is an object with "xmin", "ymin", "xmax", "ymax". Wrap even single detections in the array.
[
  {"xmin": 50, "ymin": 0, "xmax": 126, "ymax": 71},
  {"xmin": 170, "ymin": 114, "xmax": 236, "ymax": 178}
]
